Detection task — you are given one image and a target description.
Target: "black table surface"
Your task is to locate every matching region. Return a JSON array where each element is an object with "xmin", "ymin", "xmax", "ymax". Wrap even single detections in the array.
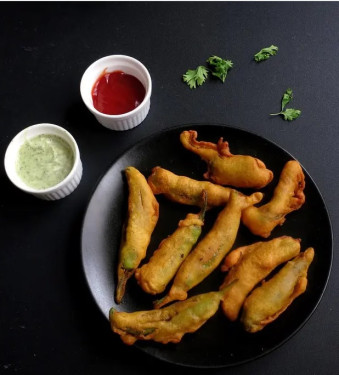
[{"xmin": 1, "ymin": 2, "xmax": 338, "ymax": 374}]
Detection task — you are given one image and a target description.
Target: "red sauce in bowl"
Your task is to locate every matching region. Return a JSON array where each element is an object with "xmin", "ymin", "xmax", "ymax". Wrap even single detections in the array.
[{"xmin": 91, "ymin": 70, "xmax": 146, "ymax": 115}]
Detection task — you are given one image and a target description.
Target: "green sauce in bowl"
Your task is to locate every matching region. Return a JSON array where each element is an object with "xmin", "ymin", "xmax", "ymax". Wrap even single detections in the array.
[{"xmin": 16, "ymin": 134, "xmax": 74, "ymax": 190}]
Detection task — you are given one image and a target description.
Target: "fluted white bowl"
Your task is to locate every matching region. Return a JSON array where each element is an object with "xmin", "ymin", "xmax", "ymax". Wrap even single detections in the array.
[
  {"xmin": 4, "ymin": 123, "xmax": 82, "ymax": 200},
  {"xmin": 80, "ymin": 55, "xmax": 152, "ymax": 131}
]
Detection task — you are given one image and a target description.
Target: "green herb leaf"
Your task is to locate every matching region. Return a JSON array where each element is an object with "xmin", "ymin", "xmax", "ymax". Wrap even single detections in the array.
[
  {"xmin": 281, "ymin": 88, "xmax": 293, "ymax": 111},
  {"xmin": 270, "ymin": 108, "xmax": 301, "ymax": 121},
  {"xmin": 206, "ymin": 55, "xmax": 233, "ymax": 82},
  {"xmin": 182, "ymin": 66, "xmax": 209, "ymax": 89},
  {"xmin": 280, "ymin": 108, "xmax": 302, "ymax": 121},
  {"xmin": 271, "ymin": 88, "xmax": 301, "ymax": 121},
  {"xmin": 254, "ymin": 45, "xmax": 278, "ymax": 62}
]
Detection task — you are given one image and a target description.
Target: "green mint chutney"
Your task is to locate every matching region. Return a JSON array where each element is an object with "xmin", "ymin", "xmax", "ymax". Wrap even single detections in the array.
[{"xmin": 16, "ymin": 134, "xmax": 74, "ymax": 190}]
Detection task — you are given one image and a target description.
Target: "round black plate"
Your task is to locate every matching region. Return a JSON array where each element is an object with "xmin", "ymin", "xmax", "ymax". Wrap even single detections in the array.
[{"xmin": 81, "ymin": 125, "xmax": 332, "ymax": 368}]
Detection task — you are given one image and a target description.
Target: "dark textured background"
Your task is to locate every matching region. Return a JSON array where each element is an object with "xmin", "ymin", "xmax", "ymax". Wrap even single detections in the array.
[{"xmin": 0, "ymin": 2, "xmax": 338, "ymax": 374}]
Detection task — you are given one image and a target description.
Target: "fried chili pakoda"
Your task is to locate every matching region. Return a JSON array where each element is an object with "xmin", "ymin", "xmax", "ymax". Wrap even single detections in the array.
[
  {"xmin": 219, "ymin": 236, "xmax": 301, "ymax": 321},
  {"xmin": 116, "ymin": 167, "xmax": 159, "ymax": 304},
  {"xmin": 241, "ymin": 247, "xmax": 314, "ymax": 333},
  {"xmin": 148, "ymin": 166, "xmax": 233, "ymax": 208},
  {"xmin": 154, "ymin": 190, "xmax": 263, "ymax": 309},
  {"xmin": 135, "ymin": 193, "xmax": 207, "ymax": 295},
  {"xmin": 180, "ymin": 130, "xmax": 273, "ymax": 189},
  {"xmin": 242, "ymin": 160, "xmax": 305, "ymax": 238},
  {"xmin": 110, "ymin": 282, "xmax": 235, "ymax": 345}
]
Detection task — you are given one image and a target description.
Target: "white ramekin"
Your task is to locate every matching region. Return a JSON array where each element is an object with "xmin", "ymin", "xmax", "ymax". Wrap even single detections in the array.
[
  {"xmin": 80, "ymin": 55, "xmax": 152, "ymax": 131},
  {"xmin": 4, "ymin": 123, "xmax": 83, "ymax": 200}
]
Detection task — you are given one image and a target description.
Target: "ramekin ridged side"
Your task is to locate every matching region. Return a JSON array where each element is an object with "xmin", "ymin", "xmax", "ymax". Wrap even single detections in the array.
[
  {"xmin": 98, "ymin": 100, "xmax": 151, "ymax": 131},
  {"xmin": 33, "ymin": 160, "xmax": 83, "ymax": 200}
]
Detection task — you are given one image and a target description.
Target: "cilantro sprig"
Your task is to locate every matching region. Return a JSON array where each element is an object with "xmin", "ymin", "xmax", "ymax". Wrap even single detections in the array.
[
  {"xmin": 182, "ymin": 55, "xmax": 233, "ymax": 89},
  {"xmin": 280, "ymin": 88, "xmax": 293, "ymax": 111},
  {"xmin": 206, "ymin": 56, "xmax": 233, "ymax": 83},
  {"xmin": 273, "ymin": 108, "xmax": 302, "ymax": 121},
  {"xmin": 182, "ymin": 66, "xmax": 209, "ymax": 89},
  {"xmin": 270, "ymin": 88, "xmax": 301, "ymax": 121},
  {"xmin": 254, "ymin": 45, "xmax": 278, "ymax": 62}
]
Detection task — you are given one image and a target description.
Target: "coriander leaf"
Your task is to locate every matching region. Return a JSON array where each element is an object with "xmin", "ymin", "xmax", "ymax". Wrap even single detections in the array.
[
  {"xmin": 281, "ymin": 88, "xmax": 293, "ymax": 111},
  {"xmin": 254, "ymin": 45, "xmax": 278, "ymax": 62},
  {"xmin": 206, "ymin": 55, "xmax": 233, "ymax": 82},
  {"xmin": 182, "ymin": 66, "xmax": 209, "ymax": 89},
  {"xmin": 280, "ymin": 108, "xmax": 301, "ymax": 121},
  {"xmin": 270, "ymin": 108, "xmax": 301, "ymax": 121},
  {"xmin": 271, "ymin": 88, "xmax": 301, "ymax": 121}
]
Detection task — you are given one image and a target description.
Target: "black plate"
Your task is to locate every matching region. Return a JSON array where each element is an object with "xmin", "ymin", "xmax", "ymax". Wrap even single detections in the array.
[{"xmin": 81, "ymin": 125, "xmax": 332, "ymax": 368}]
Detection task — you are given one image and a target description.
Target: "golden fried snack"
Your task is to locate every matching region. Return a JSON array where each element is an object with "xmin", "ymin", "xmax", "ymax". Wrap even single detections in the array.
[
  {"xmin": 135, "ymin": 193, "xmax": 207, "ymax": 295},
  {"xmin": 241, "ymin": 247, "xmax": 314, "ymax": 333},
  {"xmin": 148, "ymin": 166, "xmax": 233, "ymax": 208},
  {"xmin": 242, "ymin": 160, "xmax": 305, "ymax": 238},
  {"xmin": 154, "ymin": 190, "xmax": 263, "ymax": 309},
  {"xmin": 116, "ymin": 166, "xmax": 159, "ymax": 304},
  {"xmin": 110, "ymin": 282, "xmax": 235, "ymax": 345},
  {"xmin": 219, "ymin": 236, "xmax": 301, "ymax": 321},
  {"xmin": 180, "ymin": 130, "xmax": 273, "ymax": 189}
]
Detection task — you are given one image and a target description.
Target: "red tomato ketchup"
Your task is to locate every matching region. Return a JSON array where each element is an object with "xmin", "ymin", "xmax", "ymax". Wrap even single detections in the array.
[{"xmin": 91, "ymin": 70, "xmax": 146, "ymax": 115}]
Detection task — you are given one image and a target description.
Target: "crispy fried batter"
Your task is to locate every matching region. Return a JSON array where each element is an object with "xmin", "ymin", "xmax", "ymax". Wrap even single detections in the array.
[
  {"xmin": 147, "ymin": 166, "xmax": 233, "ymax": 208},
  {"xmin": 241, "ymin": 248, "xmax": 314, "ymax": 333},
  {"xmin": 110, "ymin": 293, "xmax": 220, "ymax": 345},
  {"xmin": 110, "ymin": 283, "xmax": 235, "ymax": 345},
  {"xmin": 154, "ymin": 190, "xmax": 263, "ymax": 309},
  {"xmin": 180, "ymin": 130, "xmax": 273, "ymax": 189},
  {"xmin": 242, "ymin": 160, "xmax": 305, "ymax": 238},
  {"xmin": 116, "ymin": 167, "xmax": 159, "ymax": 304},
  {"xmin": 219, "ymin": 236, "xmax": 301, "ymax": 321},
  {"xmin": 135, "ymin": 195, "xmax": 206, "ymax": 295}
]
